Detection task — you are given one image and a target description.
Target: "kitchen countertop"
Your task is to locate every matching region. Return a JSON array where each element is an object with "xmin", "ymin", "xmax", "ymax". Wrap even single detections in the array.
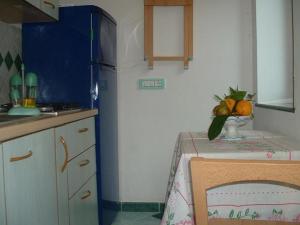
[{"xmin": 0, "ymin": 109, "xmax": 98, "ymax": 142}]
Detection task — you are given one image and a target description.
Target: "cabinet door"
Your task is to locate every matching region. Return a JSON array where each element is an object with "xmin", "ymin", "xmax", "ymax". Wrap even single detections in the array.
[
  {"xmin": 69, "ymin": 175, "xmax": 99, "ymax": 225},
  {"xmin": 40, "ymin": 0, "xmax": 59, "ymax": 19},
  {"xmin": 25, "ymin": 0, "xmax": 41, "ymax": 8},
  {"xmin": 3, "ymin": 129, "xmax": 58, "ymax": 225},
  {"xmin": 0, "ymin": 144, "xmax": 6, "ymax": 225}
]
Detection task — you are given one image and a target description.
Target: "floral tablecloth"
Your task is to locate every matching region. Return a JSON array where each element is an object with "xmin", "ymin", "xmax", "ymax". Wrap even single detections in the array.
[{"xmin": 161, "ymin": 131, "xmax": 300, "ymax": 225}]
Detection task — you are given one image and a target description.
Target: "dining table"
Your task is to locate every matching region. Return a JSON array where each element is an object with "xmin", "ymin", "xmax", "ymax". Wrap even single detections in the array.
[{"xmin": 160, "ymin": 130, "xmax": 300, "ymax": 225}]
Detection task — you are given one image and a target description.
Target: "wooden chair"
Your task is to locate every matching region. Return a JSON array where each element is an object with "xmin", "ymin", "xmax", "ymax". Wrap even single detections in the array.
[{"xmin": 190, "ymin": 157, "xmax": 300, "ymax": 225}]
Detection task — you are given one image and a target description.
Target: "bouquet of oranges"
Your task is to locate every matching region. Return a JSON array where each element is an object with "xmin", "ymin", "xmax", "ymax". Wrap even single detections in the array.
[{"xmin": 208, "ymin": 87, "xmax": 254, "ymax": 140}]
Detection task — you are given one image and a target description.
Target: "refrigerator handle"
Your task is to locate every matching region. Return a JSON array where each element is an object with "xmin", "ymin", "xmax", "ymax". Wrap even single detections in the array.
[{"xmin": 100, "ymin": 64, "xmax": 116, "ymax": 72}]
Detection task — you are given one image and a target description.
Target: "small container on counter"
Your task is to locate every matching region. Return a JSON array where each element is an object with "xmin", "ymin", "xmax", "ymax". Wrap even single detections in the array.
[{"xmin": 23, "ymin": 72, "xmax": 38, "ymax": 108}]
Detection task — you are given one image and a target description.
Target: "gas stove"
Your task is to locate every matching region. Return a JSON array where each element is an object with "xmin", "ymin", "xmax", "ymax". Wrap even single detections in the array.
[{"xmin": 37, "ymin": 103, "xmax": 82, "ymax": 116}]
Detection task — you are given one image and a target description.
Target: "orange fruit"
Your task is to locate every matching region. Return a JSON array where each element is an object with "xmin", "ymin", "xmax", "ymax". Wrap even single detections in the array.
[
  {"xmin": 213, "ymin": 105, "xmax": 219, "ymax": 115},
  {"xmin": 224, "ymin": 98, "xmax": 236, "ymax": 112},
  {"xmin": 213, "ymin": 103, "xmax": 230, "ymax": 116},
  {"xmin": 235, "ymin": 100, "xmax": 252, "ymax": 116}
]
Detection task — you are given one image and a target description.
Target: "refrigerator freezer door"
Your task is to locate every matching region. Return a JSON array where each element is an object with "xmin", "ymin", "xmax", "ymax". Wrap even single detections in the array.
[
  {"xmin": 100, "ymin": 17, "xmax": 116, "ymax": 66},
  {"xmin": 92, "ymin": 14, "xmax": 117, "ymax": 66}
]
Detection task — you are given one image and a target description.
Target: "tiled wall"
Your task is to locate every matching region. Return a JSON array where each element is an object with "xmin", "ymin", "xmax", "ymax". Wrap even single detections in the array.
[{"xmin": 0, "ymin": 21, "xmax": 22, "ymax": 105}]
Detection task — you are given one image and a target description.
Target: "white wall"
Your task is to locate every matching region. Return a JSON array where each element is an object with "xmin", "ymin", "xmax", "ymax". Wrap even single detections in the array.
[
  {"xmin": 254, "ymin": 0, "xmax": 300, "ymax": 139},
  {"xmin": 60, "ymin": 0, "xmax": 254, "ymax": 202}
]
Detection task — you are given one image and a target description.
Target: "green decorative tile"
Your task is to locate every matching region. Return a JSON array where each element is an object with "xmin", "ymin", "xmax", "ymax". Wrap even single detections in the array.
[
  {"xmin": 14, "ymin": 54, "xmax": 22, "ymax": 71},
  {"xmin": 121, "ymin": 202, "xmax": 159, "ymax": 212},
  {"xmin": 103, "ymin": 200, "xmax": 121, "ymax": 211},
  {"xmin": 5, "ymin": 52, "xmax": 13, "ymax": 70},
  {"xmin": 0, "ymin": 53, "xmax": 3, "ymax": 67},
  {"xmin": 159, "ymin": 203, "xmax": 165, "ymax": 213}
]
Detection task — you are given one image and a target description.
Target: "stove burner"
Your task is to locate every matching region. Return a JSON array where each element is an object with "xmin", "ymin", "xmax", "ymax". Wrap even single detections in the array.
[{"xmin": 37, "ymin": 103, "xmax": 81, "ymax": 112}]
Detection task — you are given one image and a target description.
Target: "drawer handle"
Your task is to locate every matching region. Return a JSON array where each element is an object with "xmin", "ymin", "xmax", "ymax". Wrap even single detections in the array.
[
  {"xmin": 78, "ymin": 128, "xmax": 89, "ymax": 133},
  {"xmin": 81, "ymin": 190, "xmax": 91, "ymax": 200},
  {"xmin": 10, "ymin": 151, "xmax": 33, "ymax": 162},
  {"xmin": 60, "ymin": 136, "xmax": 69, "ymax": 173},
  {"xmin": 43, "ymin": 0, "xmax": 55, "ymax": 9},
  {"xmin": 79, "ymin": 159, "xmax": 90, "ymax": 167}
]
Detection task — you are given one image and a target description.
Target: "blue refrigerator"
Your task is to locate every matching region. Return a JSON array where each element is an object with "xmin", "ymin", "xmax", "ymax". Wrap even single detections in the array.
[{"xmin": 22, "ymin": 5, "xmax": 119, "ymax": 225}]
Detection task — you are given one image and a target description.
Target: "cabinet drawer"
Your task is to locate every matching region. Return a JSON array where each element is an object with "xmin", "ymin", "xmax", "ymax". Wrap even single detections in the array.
[
  {"xmin": 69, "ymin": 175, "xmax": 98, "ymax": 225},
  {"xmin": 68, "ymin": 146, "xmax": 96, "ymax": 198},
  {"xmin": 56, "ymin": 117, "xmax": 95, "ymax": 160}
]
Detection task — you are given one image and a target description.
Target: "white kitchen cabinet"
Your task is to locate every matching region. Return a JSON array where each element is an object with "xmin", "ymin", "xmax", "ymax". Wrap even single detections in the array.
[
  {"xmin": 69, "ymin": 175, "xmax": 99, "ymax": 225},
  {"xmin": 40, "ymin": 0, "xmax": 59, "ymax": 20},
  {"xmin": 0, "ymin": 0, "xmax": 58, "ymax": 23},
  {"xmin": 26, "ymin": 0, "xmax": 40, "ymax": 8},
  {"xmin": 2, "ymin": 129, "xmax": 58, "ymax": 225},
  {"xmin": 0, "ymin": 144, "xmax": 6, "ymax": 225},
  {"xmin": 27, "ymin": 0, "xmax": 59, "ymax": 20},
  {"xmin": 24, "ymin": 0, "xmax": 59, "ymax": 22},
  {"xmin": 55, "ymin": 117, "xmax": 98, "ymax": 225}
]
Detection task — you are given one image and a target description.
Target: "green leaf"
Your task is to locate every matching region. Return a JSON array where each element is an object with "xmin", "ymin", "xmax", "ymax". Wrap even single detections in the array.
[
  {"xmin": 169, "ymin": 213, "xmax": 174, "ymax": 220},
  {"xmin": 214, "ymin": 95, "xmax": 223, "ymax": 102},
  {"xmin": 229, "ymin": 87, "xmax": 236, "ymax": 95},
  {"xmin": 230, "ymin": 91, "xmax": 247, "ymax": 101},
  {"xmin": 251, "ymin": 213, "xmax": 257, "ymax": 220},
  {"xmin": 245, "ymin": 208, "xmax": 250, "ymax": 216},
  {"xmin": 208, "ymin": 116, "xmax": 229, "ymax": 140},
  {"xmin": 237, "ymin": 211, "xmax": 242, "ymax": 219},
  {"xmin": 229, "ymin": 210, "xmax": 235, "ymax": 218}
]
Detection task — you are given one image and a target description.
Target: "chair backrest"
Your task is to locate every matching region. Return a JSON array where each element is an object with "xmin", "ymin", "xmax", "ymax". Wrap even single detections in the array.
[{"xmin": 190, "ymin": 157, "xmax": 300, "ymax": 225}]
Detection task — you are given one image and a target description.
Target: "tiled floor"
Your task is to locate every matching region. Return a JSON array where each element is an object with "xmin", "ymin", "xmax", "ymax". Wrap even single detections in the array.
[{"xmin": 111, "ymin": 212, "xmax": 161, "ymax": 225}]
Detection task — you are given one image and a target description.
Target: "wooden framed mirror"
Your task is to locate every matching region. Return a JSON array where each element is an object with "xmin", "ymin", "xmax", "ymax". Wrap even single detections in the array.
[{"xmin": 144, "ymin": 0, "xmax": 193, "ymax": 69}]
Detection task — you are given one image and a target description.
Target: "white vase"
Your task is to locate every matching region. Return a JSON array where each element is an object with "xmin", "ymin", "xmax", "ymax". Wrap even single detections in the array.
[{"xmin": 223, "ymin": 116, "xmax": 250, "ymax": 139}]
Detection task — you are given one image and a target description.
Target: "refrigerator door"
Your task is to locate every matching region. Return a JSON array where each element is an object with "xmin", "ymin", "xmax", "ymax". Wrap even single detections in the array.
[
  {"xmin": 92, "ymin": 13, "xmax": 116, "ymax": 66},
  {"xmin": 93, "ymin": 63, "xmax": 119, "ymax": 225}
]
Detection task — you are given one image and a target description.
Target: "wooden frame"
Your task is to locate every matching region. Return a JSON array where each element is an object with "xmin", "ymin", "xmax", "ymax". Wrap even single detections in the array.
[
  {"xmin": 190, "ymin": 157, "xmax": 300, "ymax": 225},
  {"xmin": 144, "ymin": 0, "xmax": 193, "ymax": 69}
]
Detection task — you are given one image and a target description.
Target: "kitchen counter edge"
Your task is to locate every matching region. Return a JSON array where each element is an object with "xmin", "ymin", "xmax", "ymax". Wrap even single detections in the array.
[{"xmin": 0, "ymin": 109, "xmax": 98, "ymax": 142}]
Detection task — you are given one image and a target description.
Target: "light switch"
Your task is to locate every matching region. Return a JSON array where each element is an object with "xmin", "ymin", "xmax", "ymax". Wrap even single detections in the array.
[{"xmin": 138, "ymin": 78, "xmax": 165, "ymax": 89}]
